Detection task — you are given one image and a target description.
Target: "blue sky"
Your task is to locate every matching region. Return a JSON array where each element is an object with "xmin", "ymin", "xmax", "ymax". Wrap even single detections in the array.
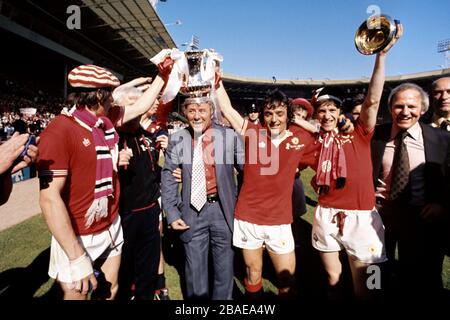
[{"xmin": 156, "ymin": 0, "xmax": 450, "ymax": 81}]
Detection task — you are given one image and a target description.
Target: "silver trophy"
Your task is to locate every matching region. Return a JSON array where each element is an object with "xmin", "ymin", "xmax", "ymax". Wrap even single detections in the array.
[{"xmin": 182, "ymin": 49, "xmax": 222, "ymax": 97}]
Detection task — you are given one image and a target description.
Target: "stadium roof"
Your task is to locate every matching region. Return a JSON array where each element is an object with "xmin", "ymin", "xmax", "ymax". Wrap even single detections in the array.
[
  {"xmin": 79, "ymin": 0, "xmax": 176, "ymax": 67},
  {"xmin": 1, "ymin": 0, "xmax": 448, "ymax": 104},
  {"xmin": 0, "ymin": 0, "xmax": 177, "ymax": 78}
]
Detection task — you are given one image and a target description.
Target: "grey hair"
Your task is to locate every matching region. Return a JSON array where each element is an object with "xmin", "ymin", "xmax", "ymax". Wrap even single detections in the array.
[
  {"xmin": 387, "ymin": 83, "xmax": 429, "ymax": 113},
  {"xmin": 182, "ymin": 96, "xmax": 213, "ymax": 106},
  {"xmin": 182, "ymin": 96, "xmax": 214, "ymax": 112}
]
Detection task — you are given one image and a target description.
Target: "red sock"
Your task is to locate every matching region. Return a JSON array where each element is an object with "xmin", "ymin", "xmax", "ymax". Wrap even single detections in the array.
[{"xmin": 244, "ymin": 278, "xmax": 263, "ymax": 293}]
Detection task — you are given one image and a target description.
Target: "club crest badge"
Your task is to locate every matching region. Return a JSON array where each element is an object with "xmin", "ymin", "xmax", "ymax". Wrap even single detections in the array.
[{"xmin": 82, "ymin": 138, "xmax": 91, "ymax": 147}]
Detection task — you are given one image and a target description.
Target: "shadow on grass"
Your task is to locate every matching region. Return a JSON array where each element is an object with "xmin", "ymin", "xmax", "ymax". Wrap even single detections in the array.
[
  {"xmin": 0, "ymin": 247, "xmax": 59, "ymax": 300},
  {"xmin": 305, "ymin": 196, "xmax": 318, "ymax": 208},
  {"xmin": 161, "ymin": 225, "xmax": 187, "ymax": 299},
  {"xmin": 161, "ymin": 214, "xmax": 355, "ymax": 301}
]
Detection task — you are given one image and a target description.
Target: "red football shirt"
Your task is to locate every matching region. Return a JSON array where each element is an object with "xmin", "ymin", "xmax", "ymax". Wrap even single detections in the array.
[
  {"xmin": 37, "ymin": 115, "xmax": 120, "ymax": 235},
  {"xmin": 314, "ymin": 121, "xmax": 375, "ymax": 210},
  {"xmin": 235, "ymin": 121, "xmax": 317, "ymax": 225}
]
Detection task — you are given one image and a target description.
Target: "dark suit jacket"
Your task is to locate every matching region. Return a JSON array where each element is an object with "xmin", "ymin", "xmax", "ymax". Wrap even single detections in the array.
[
  {"xmin": 371, "ymin": 122, "xmax": 450, "ymax": 206},
  {"xmin": 161, "ymin": 124, "xmax": 244, "ymax": 242}
]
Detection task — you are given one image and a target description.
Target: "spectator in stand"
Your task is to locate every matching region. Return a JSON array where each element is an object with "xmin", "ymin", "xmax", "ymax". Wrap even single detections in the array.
[
  {"xmin": 4, "ymin": 123, "xmax": 14, "ymax": 139},
  {"xmin": 12, "ymin": 114, "xmax": 27, "ymax": 134}
]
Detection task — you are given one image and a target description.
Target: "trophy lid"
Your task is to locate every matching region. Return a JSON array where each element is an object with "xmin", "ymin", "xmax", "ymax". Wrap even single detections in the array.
[{"xmin": 355, "ymin": 14, "xmax": 397, "ymax": 55}]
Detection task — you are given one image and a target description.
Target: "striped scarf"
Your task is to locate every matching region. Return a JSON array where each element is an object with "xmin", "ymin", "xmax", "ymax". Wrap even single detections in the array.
[
  {"xmin": 313, "ymin": 128, "xmax": 347, "ymax": 195},
  {"xmin": 72, "ymin": 108, "xmax": 119, "ymax": 228}
]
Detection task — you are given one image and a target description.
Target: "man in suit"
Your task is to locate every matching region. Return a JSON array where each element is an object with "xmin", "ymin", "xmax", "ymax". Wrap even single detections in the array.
[
  {"xmin": 371, "ymin": 82, "xmax": 450, "ymax": 299},
  {"xmin": 161, "ymin": 96, "xmax": 243, "ymax": 300}
]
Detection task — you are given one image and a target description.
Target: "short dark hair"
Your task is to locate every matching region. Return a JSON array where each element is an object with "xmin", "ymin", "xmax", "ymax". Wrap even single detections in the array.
[
  {"xmin": 343, "ymin": 93, "xmax": 365, "ymax": 113},
  {"xmin": 67, "ymin": 88, "xmax": 113, "ymax": 111},
  {"xmin": 260, "ymin": 88, "xmax": 293, "ymax": 124}
]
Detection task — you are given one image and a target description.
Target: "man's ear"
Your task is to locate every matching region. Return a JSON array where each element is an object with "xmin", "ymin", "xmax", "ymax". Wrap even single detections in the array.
[{"xmin": 210, "ymin": 104, "xmax": 214, "ymax": 119}]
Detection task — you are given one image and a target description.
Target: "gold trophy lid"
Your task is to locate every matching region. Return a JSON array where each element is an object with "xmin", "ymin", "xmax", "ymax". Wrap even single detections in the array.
[{"xmin": 355, "ymin": 14, "xmax": 398, "ymax": 55}]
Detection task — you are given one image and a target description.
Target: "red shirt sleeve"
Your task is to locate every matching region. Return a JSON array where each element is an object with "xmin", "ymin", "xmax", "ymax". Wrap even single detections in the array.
[
  {"xmin": 353, "ymin": 118, "xmax": 375, "ymax": 142},
  {"xmin": 297, "ymin": 130, "xmax": 319, "ymax": 170},
  {"xmin": 37, "ymin": 116, "xmax": 71, "ymax": 178}
]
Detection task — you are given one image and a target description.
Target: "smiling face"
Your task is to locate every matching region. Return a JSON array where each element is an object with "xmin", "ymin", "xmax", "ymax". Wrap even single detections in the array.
[
  {"xmin": 315, "ymin": 100, "xmax": 340, "ymax": 132},
  {"xmin": 432, "ymin": 77, "xmax": 450, "ymax": 118},
  {"xmin": 390, "ymin": 88, "xmax": 425, "ymax": 131},
  {"xmin": 263, "ymin": 103, "xmax": 288, "ymax": 136},
  {"xmin": 184, "ymin": 102, "xmax": 213, "ymax": 134}
]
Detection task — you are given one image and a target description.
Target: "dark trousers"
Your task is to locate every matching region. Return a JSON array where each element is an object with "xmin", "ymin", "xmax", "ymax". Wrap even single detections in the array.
[
  {"xmin": 378, "ymin": 201, "xmax": 445, "ymax": 299},
  {"xmin": 183, "ymin": 201, "xmax": 234, "ymax": 300},
  {"xmin": 118, "ymin": 205, "xmax": 161, "ymax": 300}
]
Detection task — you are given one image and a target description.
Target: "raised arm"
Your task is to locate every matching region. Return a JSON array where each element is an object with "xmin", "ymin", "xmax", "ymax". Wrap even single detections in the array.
[
  {"xmin": 359, "ymin": 23, "xmax": 403, "ymax": 130},
  {"xmin": 121, "ymin": 76, "xmax": 165, "ymax": 124},
  {"xmin": 215, "ymin": 81, "xmax": 245, "ymax": 133},
  {"xmin": 121, "ymin": 57, "xmax": 174, "ymax": 124},
  {"xmin": 292, "ymin": 118, "xmax": 319, "ymax": 133}
]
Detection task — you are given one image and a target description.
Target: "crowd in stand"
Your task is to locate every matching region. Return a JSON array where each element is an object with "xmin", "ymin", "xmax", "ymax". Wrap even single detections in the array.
[
  {"xmin": 0, "ymin": 78, "xmax": 64, "ymax": 141},
  {"xmin": 0, "ymin": 87, "xmax": 187, "ymax": 142}
]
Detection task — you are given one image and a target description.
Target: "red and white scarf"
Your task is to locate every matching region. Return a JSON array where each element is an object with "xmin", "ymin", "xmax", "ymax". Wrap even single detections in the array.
[
  {"xmin": 313, "ymin": 128, "xmax": 347, "ymax": 195},
  {"xmin": 71, "ymin": 107, "xmax": 119, "ymax": 228}
]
